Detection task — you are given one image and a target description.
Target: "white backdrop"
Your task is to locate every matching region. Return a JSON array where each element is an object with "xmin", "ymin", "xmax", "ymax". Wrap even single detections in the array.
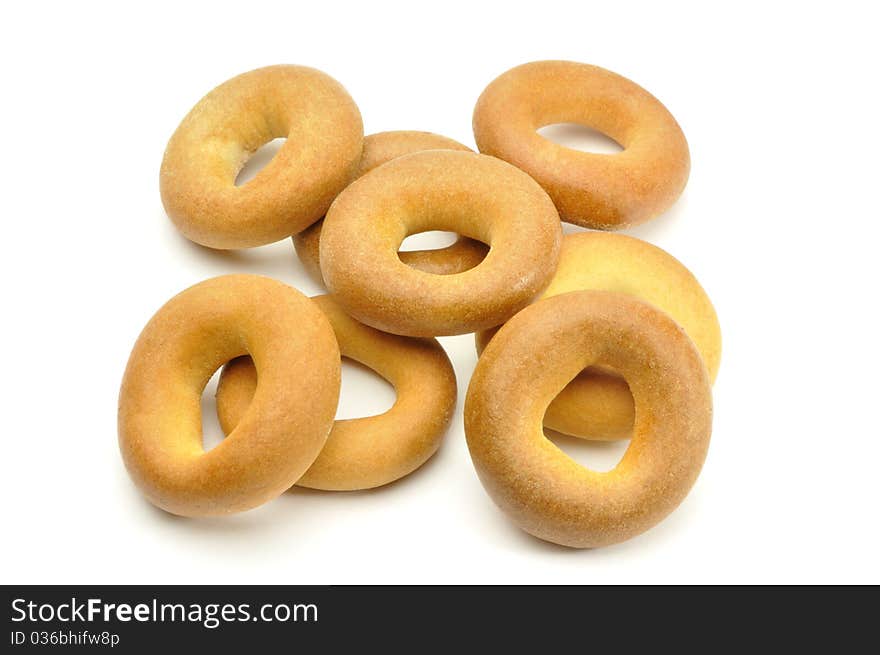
[{"xmin": 2, "ymin": 1, "xmax": 878, "ymax": 584}]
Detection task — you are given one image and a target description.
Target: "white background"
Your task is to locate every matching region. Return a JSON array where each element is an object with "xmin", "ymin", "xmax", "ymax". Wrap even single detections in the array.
[{"xmin": 2, "ymin": 2, "xmax": 878, "ymax": 585}]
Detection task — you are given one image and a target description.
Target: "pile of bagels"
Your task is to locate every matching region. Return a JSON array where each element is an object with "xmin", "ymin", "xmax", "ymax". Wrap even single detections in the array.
[{"xmin": 119, "ymin": 61, "xmax": 720, "ymax": 549}]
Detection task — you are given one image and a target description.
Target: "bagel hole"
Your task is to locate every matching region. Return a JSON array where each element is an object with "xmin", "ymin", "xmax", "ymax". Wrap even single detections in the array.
[
  {"xmin": 537, "ymin": 123, "xmax": 623, "ymax": 154},
  {"xmin": 336, "ymin": 357, "xmax": 396, "ymax": 420},
  {"xmin": 545, "ymin": 430, "xmax": 630, "ymax": 473},
  {"xmin": 200, "ymin": 368, "xmax": 226, "ymax": 452},
  {"xmin": 542, "ymin": 365, "xmax": 632, "ymax": 472},
  {"xmin": 398, "ymin": 230, "xmax": 459, "ymax": 252},
  {"xmin": 235, "ymin": 138, "xmax": 286, "ymax": 186}
]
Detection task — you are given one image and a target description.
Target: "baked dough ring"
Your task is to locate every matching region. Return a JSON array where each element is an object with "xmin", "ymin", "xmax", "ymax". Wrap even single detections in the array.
[
  {"xmin": 465, "ymin": 291, "xmax": 712, "ymax": 548},
  {"xmin": 215, "ymin": 295, "xmax": 456, "ymax": 491},
  {"xmin": 473, "ymin": 60, "xmax": 689, "ymax": 229},
  {"xmin": 320, "ymin": 150, "xmax": 562, "ymax": 336},
  {"xmin": 160, "ymin": 65, "xmax": 363, "ymax": 249},
  {"xmin": 294, "ymin": 131, "xmax": 488, "ymax": 284},
  {"xmin": 476, "ymin": 232, "xmax": 721, "ymax": 440},
  {"xmin": 118, "ymin": 275, "xmax": 340, "ymax": 516}
]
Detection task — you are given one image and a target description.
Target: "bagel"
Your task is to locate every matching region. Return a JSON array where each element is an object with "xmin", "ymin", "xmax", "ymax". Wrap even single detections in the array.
[
  {"xmin": 294, "ymin": 130, "xmax": 488, "ymax": 284},
  {"xmin": 465, "ymin": 291, "xmax": 713, "ymax": 548},
  {"xmin": 473, "ymin": 60, "xmax": 689, "ymax": 229},
  {"xmin": 160, "ymin": 65, "xmax": 363, "ymax": 249},
  {"xmin": 476, "ymin": 232, "xmax": 720, "ymax": 440},
  {"xmin": 319, "ymin": 150, "xmax": 562, "ymax": 336},
  {"xmin": 215, "ymin": 295, "xmax": 457, "ymax": 491},
  {"xmin": 118, "ymin": 275, "xmax": 340, "ymax": 516}
]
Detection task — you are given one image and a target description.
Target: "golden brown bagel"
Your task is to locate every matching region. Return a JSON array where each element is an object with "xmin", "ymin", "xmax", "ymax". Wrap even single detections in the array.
[
  {"xmin": 476, "ymin": 232, "xmax": 720, "ymax": 440},
  {"xmin": 465, "ymin": 291, "xmax": 712, "ymax": 548},
  {"xmin": 294, "ymin": 131, "xmax": 488, "ymax": 284},
  {"xmin": 320, "ymin": 150, "xmax": 562, "ymax": 336},
  {"xmin": 215, "ymin": 295, "xmax": 457, "ymax": 491},
  {"xmin": 118, "ymin": 275, "xmax": 340, "ymax": 516},
  {"xmin": 473, "ymin": 61, "xmax": 689, "ymax": 229},
  {"xmin": 161, "ymin": 65, "xmax": 363, "ymax": 249}
]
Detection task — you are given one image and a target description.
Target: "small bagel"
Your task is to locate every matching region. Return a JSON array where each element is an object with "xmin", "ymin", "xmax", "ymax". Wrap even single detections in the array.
[
  {"xmin": 118, "ymin": 275, "xmax": 341, "ymax": 516},
  {"xmin": 320, "ymin": 150, "xmax": 562, "ymax": 336},
  {"xmin": 160, "ymin": 65, "xmax": 363, "ymax": 249},
  {"xmin": 215, "ymin": 295, "xmax": 457, "ymax": 491},
  {"xmin": 465, "ymin": 291, "xmax": 713, "ymax": 548},
  {"xmin": 473, "ymin": 61, "xmax": 689, "ymax": 229},
  {"xmin": 294, "ymin": 131, "xmax": 488, "ymax": 284},
  {"xmin": 476, "ymin": 232, "xmax": 721, "ymax": 440}
]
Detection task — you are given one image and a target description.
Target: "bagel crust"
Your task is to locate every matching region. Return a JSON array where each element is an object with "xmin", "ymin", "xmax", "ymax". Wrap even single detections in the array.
[
  {"xmin": 294, "ymin": 131, "xmax": 488, "ymax": 284},
  {"xmin": 118, "ymin": 275, "xmax": 341, "ymax": 516},
  {"xmin": 465, "ymin": 291, "xmax": 712, "ymax": 548},
  {"xmin": 476, "ymin": 232, "xmax": 721, "ymax": 440},
  {"xmin": 160, "ymin": 65, "xmax": 363, "ymax": 249},
  {"xmin": 215, "ymin": 295, "xmax": 457, "ymax": 491},
  {"xmin": 319, "ymin": 150, "xmax": 562, "ymax": 336},
  {"xmin": 473, "ymin": 60, "xmax": 690, "ymax": 229}
]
